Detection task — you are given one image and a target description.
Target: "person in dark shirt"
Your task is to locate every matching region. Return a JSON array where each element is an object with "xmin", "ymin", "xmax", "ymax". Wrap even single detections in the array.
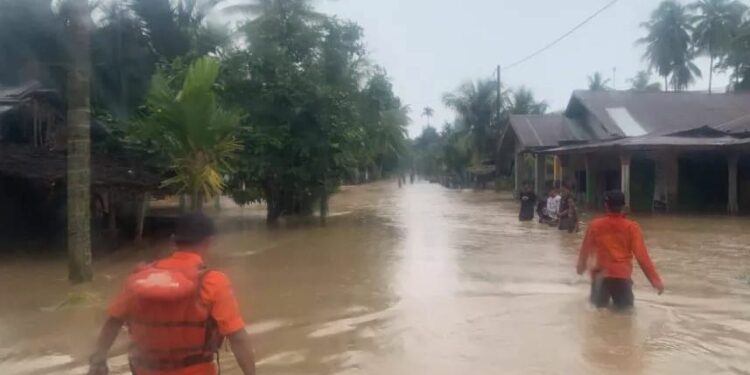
[
  {"xmin": 519, "ymin": 183, "xmax": 537, "ymax": 221},
  {"xmin": 558, "ymin": 183, "xmax": 578, "ymax": 233}
]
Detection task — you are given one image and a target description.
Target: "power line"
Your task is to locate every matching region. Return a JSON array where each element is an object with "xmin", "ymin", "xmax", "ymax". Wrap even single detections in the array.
[{"xmin": 501, "ymin": 0, "xmax": 619, "ymax": 72}]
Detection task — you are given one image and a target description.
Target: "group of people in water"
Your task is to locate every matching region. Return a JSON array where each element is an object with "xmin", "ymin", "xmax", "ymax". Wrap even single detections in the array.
[
  {"xmin": 84, "ymin": 185, "xmax": 665, "ymax": 375},
  {"xmin": 518, "ymin": 184, "xmax": 665, "ymax": 312},
  {"xmin": 517, "ymin": 182, "xmax": 578, "ymax": 233}
]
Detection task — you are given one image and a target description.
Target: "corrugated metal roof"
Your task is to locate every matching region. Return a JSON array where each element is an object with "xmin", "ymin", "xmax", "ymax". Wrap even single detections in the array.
[
  {"xmin": 543, "ymin": 133, "xmax": 746, "ymax": 154},
  {"xmin": 567, "ymin": 90, "xmax": 750, "ymax": 139},
  {"xmin": 508, "ymin": 114, "xmax": 567, "ymax": 149},
  {"xmin": 0, "ymin": 81, "xmax": 43, "ymax": 101},
  {"xmin": 0, "ymin": 105, "xmax": 14, "ymax": 115}
]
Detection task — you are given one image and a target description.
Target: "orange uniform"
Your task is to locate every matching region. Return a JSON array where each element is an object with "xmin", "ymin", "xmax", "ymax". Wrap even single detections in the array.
[
  {"xmin": 577, "ymin": 213, "xmax": 663, "ymax": 289},
  {"xmin": 109, "ymin": 251, "xmax": 246, "ymax": 375}
]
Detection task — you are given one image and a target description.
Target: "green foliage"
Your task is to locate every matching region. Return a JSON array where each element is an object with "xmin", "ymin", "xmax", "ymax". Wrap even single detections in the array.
[
  {"xmin": 638, "ymin": 1, "xmax": 701, "ymax": 91},
  {"xmin": 0, "ymin": 0, "xmax": 66, "ymax": 87},
  {"xmin": 629, "ymin": 71, "xmax": 662, "ymax": 91},
  {"xmin": 416, "ymin": 81, "xmax": 546, "ymax": 185},
  {"xmin": 220, "ymin": 1, "xmax": 407, "ymax": 222},
  {"xmin": 442, "ymin": 79, "xmax": 498, "ymax": 161},
  {"xmin": 421, "ymin": 106, "xmax": 435, "ymax": 126},
  {"xmin": 508, "ymin": 87, "xmax": 548, "ymax": 114},
  {"xmin": 131, "ymin": 57, "xmax": 241, "ymax": 209},
  {"xmin": 587, "ymin": 72, "xmax": 611, "ymax": 91},
  {"xmin": 691, "ymin": 0, "xmax": 746, "ymax": 56},
  {"xmin": 721, "ymin": 15, "xmax": 750, "ymax": 90},
  {"xmin": 91, "ymin": 2, "xmax": 156, "ymax": 120},
  {"xmin": 130, "ymin": 0, "xmax": 231, "ymax": 60}
]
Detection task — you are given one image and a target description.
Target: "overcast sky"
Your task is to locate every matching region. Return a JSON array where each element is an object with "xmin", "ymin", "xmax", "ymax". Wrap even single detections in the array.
[{"xmin": 317, "ymin": 0, "xmax": 732, "ymax": 138}]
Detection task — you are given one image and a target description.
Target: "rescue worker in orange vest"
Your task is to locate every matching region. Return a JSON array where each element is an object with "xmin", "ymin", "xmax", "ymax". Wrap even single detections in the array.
[
  {"xmin": 577, "ymin": 191, "xmax": 665, "ymax": 310},
  {"xmin": 88, "ymin": 213, "xmax": 256, "ymax": 375}
]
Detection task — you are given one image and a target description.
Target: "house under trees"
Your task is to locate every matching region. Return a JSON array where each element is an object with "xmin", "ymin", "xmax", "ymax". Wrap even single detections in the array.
[{"xmin": 504, "ymin": 90, "xmax": 750, "ymax": 214}]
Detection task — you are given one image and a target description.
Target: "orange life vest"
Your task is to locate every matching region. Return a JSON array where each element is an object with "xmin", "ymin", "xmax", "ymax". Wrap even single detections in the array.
[{"xmin": 123, "ymin": 262, "xmax": 223, "ymax": 371}]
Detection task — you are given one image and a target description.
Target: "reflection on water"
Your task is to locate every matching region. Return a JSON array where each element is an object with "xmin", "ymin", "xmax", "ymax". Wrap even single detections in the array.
[{"xmin": 1, "ymin": 181, "xmax": 750, "ymax": 374}]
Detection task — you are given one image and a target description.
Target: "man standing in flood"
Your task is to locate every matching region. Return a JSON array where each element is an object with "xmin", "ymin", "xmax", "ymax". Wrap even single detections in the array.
[
  {"xmin": 88, "ymin": 213, "xmax": 256, "ymax": 375},
  {"xmin": 518, "ymin": 183, "xmax": 537, "ymax": 221},
  {"xmin": 576, "ymin": 191, "xmax": 664, "ymax": 309}
]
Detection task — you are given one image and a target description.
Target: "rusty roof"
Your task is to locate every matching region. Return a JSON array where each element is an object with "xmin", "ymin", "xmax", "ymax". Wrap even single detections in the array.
[
  {"xmin": 566, "ymin": 90, "xmax": 750, "ymax": 139},
  {"xmin": 0, "ymin": 145, "xmax": 162, "ymax": 190}
]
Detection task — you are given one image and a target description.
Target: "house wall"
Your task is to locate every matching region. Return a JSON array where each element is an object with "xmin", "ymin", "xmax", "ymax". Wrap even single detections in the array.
[{"xmin": 678, "ymin": 152, "xmax": 729, "ymax": 212}]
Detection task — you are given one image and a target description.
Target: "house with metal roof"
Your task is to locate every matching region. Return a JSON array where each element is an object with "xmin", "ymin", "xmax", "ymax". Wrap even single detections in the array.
[{"xmin": 505, "ymin": 90, "xmax": 750, "ymax": 214}]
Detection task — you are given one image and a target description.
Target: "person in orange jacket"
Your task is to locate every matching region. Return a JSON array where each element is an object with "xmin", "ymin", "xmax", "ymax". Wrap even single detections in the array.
[
  {"xmin": 88, "ymin": 213, "xmax": 256, "ymax": 375},
  {"xmin": 577, "ymin": 191, "xmax": 664, "ymax": 310}
]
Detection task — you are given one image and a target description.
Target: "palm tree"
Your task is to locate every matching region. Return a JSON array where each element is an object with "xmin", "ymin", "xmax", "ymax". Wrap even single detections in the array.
[
  {"xmin": 724, "ymin": 21, "xmax": 750, "ymax": 90},
  {"xmin": 65, "ymin": 0, "xmax": 93, "ymax": 283},
  {"xmin": 376, "ymin": 104, "xmax": 410, "ymax": 172},
  {"xmin": 422, "ymin": 106, "xmax": 434, "ymax": 126},
  {"xmin": 509, "ymin": 87, "xmax": 548, "ymax": 114},
  {"xmin": 587, "ymin": 72, "xmax": 611, "ymax": 91},
  {"xmin": 130, "ymin": 0, "xmax": 232, "ymax": 60},
  {"xmin": 442, "ymin": 79, "xmax": 497, "ymax": 161},
  {"xmin": 629, "ymin": 70, "xmax": 662, "ymax": 91},
  {"xmin": 133, "ymin": 57, "xmax": 241, "ymax": 210},
  {"xmin": 690, "ymin": 0, "xmax": 747, "ymax": 93},
  {"xmin": 638, "ymin": 1, "xmax": 701, "ymax": 91}
]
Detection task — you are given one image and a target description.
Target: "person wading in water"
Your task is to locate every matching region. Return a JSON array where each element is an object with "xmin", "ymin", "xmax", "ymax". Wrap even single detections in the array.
[
  {"xmin": 518, "ymin": 183, "xmax": 537, "ymax": 222},
  {"xmin": 557, "ymin": 183, "xmax": 578, "ymax": 233},
  {"xmin": 576, "ymin": 191, "xmax": 664, "ymax": 310},
  {"xmin": 88, "ymin": 213, "xmax": 256, "ymax": 375}
]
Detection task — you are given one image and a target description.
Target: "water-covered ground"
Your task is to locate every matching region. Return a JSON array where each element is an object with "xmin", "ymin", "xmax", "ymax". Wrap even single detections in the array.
[{"xmin": 2, "ymin": 181, "xmax": 750, "ymax": 374}]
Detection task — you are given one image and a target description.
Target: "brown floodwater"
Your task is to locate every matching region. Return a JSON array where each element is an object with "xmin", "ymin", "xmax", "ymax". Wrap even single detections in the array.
[{"xmin": 2, "ymin": 181, "xmax": 750, "ymax": 374}]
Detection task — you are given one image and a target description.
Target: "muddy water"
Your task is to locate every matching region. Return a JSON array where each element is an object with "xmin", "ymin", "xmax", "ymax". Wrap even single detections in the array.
[{"xmin": 2, "ymin": 181, "xmax": 750, "ymax": 374}]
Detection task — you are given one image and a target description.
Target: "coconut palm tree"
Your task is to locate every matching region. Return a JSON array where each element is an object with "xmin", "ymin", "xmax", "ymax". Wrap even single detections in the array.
[
  {"xmin": 422, "ymin": 106, "xmax": 434, "ymax": 126},
  {"xmin": 509, "ymin": 87, "xmax": 548, "ymax": 114},
  {"xmin": 587, "ymin": 72, "xmax": 611, "ymax": 91},
  {"xmin": 64, "ymin": 0, "xmax": 93, "ymax": 283},
  {"xmin": 724, "ymin": 20, "xmax": 750, "ymax": 90},
  {"xmin": 132, "ymin": 57, "xmax": 241, "ymax": 210},
  {"xmin": 638, "ymin": 1, "xmax": 701, "ymax": 91},
  {"xmin": 130, "ymin": 0, "xmax": 232, "ymax": 60},
  {"xmin": 629, "ymin": 70, "xmax": 662, "ymax": 91},
  {"xmin": 690, "ymin": 0, "xmax": 747, "ymax": 93},
  {"xmin": 442, "ymin": 79, "xmax": 497, "ymax": 161}
]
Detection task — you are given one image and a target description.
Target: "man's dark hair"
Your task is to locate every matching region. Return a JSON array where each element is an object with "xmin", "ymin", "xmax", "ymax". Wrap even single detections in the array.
[
  {"xmin": 604, "ymin": 190, "xmax": 625, "ymax": 212},
  {"xmin": 174, "ymin": 213, "xmax": 216, "ymax": 246}
]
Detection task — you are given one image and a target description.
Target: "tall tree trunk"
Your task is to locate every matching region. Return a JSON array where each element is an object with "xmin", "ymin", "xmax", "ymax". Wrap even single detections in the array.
[
  {"xmin": 67, "ymin": 0, "xmax": 93, "ymax": 284},
  {"xmin": 708, "ymin": 54, "xmax": 714, "ymax": 94},
  {"xmin": 135, "ymin": 192, "xmax": 150, "ymax": 243},
  {"xmin": 191, "ymin": 191, "xmax": 203, "ymax": 211},
  {"xmin": 319, "ymin": 182, "xmax": 329, "ymax": 226},
  {"xmin": 265, "ymin": 185, "xmax": 281, "ymax": 225}
]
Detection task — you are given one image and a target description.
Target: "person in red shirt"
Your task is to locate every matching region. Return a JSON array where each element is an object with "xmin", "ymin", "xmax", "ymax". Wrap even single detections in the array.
[
  {"xmin": 577, "ymin": 191, "xmax": 664, "ymax": 309},
  {"xmin": 88, "ymin": 213, "xmax": 256, "ymax": 375}
]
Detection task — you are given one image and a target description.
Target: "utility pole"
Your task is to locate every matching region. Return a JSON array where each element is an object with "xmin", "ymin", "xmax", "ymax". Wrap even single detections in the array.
[
  {"xmin": 496, "ymin": 65, "xmax": 502, "ymax": 123},
  {"xmin": 612, "ymin": 67, "xmax": 617, "ymax": 90}
]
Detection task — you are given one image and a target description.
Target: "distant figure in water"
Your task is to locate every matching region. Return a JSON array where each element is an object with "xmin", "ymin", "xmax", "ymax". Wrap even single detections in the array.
[
  {"xmin": 518, "ymin": 183, "xmax": 536, "ymax": 221},
  {"xmin": 577, "ymin": 191, "xmax": 664, "ymax": 310},
  {"xmin": 545, "ymin": 188, "xmax": 561, "ymax": 226},
  {"xmin": 557, "ymin": 183, "xmax": 578, "ymax": 233},
  {"xmin": 88, "ymin": 213, "xmax": 256, "ymax": 375}
]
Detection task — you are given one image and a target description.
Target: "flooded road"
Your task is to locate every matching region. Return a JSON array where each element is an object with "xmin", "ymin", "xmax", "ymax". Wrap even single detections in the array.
[{"xmin": 2, "ymin": 181, "xmax": 750, "ymax": 374}]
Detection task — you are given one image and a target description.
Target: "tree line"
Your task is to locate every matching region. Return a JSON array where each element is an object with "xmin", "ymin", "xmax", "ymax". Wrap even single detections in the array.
[
  {"xmin": 415, "ymin": 0, "xmax": 750, "ymax": 187},
  {"xmin": 0, "ymin": 0, "xmax": 410, "ymax": 282},
  {"xmin": 0, "ymin": 0, "xmax": 410, "ymax": 222},
  {"xmin": 590, "ymin": 0, "xmax": 750, "ymax": 93},
  {"xmin": 412, "ymin": 82, "xmax": 547, "ymax": 187}
]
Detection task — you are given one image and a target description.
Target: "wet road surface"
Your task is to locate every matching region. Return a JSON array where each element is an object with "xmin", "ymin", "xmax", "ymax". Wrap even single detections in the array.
[{"xmin": 1, "ymin": 181, "xmax": 750, "ymax": 374}]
